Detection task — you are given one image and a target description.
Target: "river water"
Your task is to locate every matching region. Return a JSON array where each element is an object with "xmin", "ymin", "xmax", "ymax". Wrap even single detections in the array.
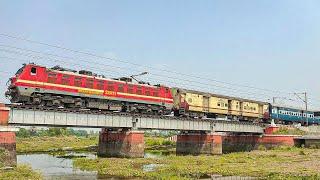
[
  {"xmin": 17, "ymin": 152, "xmax": 255, "ymax": 180},
  {"xmin": 17, "ymin": 152, "xmax": 165, "ymax": 180}
]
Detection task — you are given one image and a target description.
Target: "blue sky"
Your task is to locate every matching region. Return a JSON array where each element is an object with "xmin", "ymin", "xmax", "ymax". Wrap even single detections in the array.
[{"xmin": 1, "ymin": 0, "xmax": 320, "ymax": 109}]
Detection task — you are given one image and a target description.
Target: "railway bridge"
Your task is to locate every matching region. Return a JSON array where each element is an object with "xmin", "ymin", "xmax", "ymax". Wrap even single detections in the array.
[
  {"xmin": 0, "ymin": 104, "xmax": 265, "ymax": 160},
  {"xmin": 3, "ymin": 104, "xmax": 302, "ymax": 167}
]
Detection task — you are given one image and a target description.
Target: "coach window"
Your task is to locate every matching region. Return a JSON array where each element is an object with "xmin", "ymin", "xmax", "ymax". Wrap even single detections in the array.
[{"xmin": 31, "ymin": 67, "xmax": 37, "ymax": 75}]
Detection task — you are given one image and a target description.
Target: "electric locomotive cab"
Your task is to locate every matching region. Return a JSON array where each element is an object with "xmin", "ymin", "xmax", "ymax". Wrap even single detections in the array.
[
  {"xmin": 5, "ymin": 63, "xmax": 42, "ymax": 103},
  {"xmin": 5, "ymin": 64, "xmax": 27, "ymax": 102}
]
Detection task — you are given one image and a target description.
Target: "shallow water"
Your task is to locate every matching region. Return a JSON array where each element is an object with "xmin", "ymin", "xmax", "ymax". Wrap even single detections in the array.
[
  {"xmin": 17, "ymin": 153, "xmax": 98, "ymax": 179},
  {"xmin": 17, "ymin": 151, "xmax": 169, "ymax": 179},
  {"xmin": 17, "ymin": 151, "xmax": 255, "ymax": 179}
]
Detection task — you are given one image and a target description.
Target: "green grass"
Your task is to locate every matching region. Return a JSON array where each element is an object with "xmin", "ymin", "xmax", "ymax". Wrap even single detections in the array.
[
  {"xmin": 17, "ymin": 136, "xmax": 98, "ymax": 153},
  {"xmin": 0, "ymin": 150, "xmax": 42, "ymax": 179},
  {"xmin": 73, "ymin": 147, "xmax": 320, "ymax": 179},
  {"xmin": 273, "ymin": 127, "xmax": 307, "ymax": 136},
  {"xmin": 145, "ymin": 137, "xmax": 175, "ymax": 151},
  {"xmin": 0, "ymin": 165, "xmax": 42, "ymax": 180}
]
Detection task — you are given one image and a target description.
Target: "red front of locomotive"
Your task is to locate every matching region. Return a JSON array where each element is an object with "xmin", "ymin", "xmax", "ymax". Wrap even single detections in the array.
[
  {"xmin": 6, "ymin": 63, "xmax": 174, "ymax": 113},
  {"xmin": 6, "ymin": 64, "xmax": 48, "ymax": 103}
]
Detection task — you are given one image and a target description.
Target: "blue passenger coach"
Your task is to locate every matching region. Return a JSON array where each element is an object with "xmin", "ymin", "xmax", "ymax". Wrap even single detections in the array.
[{"xmin": 271, "ymin": 105, "xmax": 319, "ymax": 124}]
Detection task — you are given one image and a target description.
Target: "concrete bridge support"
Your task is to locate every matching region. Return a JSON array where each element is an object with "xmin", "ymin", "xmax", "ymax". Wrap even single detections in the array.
[
  {"xmin": 176, "ymin": 132, "xmax": 222, "ymax": 155},
  {"xmin": 0, "ymin": 104, "xmax": 17, "ymax": 167},
  {"xmin": 98, "ymin": 128, "xmax": 145, "ymax": 158}
]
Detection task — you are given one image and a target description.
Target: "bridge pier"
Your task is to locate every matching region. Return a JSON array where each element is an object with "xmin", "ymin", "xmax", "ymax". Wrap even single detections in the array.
[
  {"xmin": 0, "ymin": 104, "xmax": 17, "ymax": 167},
  {"xmin": 98, "ymin": 128, "xmax": 145, "ymax": 158},
  {"xmin": 176, "ymin": 132, "xmax": 222, "ymax": 155}
]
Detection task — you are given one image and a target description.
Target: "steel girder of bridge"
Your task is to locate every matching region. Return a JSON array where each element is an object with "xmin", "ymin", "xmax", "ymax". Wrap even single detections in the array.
[{"xmin": 8, "ymin": 107, "xmax": 264, "ymax": 133}]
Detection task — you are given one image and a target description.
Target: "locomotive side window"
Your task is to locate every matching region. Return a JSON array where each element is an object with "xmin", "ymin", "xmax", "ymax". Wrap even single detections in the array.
[
  {"xmin": 47, "ymin": 72, "xmax": 57, "ymax": 83},
  {"xmin": 153, "ymin": 90, "xmax": 158, "ymax": 97},
  {"xmin": 97, "ymin": 80, "xmax": 104, "ymax": 90},
  {"xmin": 118, "ymin": 84, "xmax": 124, "ymax": 92},
  {"xmin": 128, "ymin": 85, "xmax": 134, "ymax": 94},
  {"xmin": 74, "ymin": 77, "xmax": 82, "ymax": 87},
  {"xmin": 137, "ymin": 86, "xmax": 142, "ymax": 95},
  {"xmin": 107, "ymin": 81, "xmax": 114, "ymax": 91},
  {"xmin": 145, "ymin": 88, "xmax": 150, "ymax": 96},
  {"xmin": 31, "ymin": 67, "xmax": 37, "ymax": 75},
  {"xmin": 86, "ymin": 78, "xmax": 94, "ymax": 89},
  {"xmin": 62, "ymin": 75, "xmax": 70, "ymax": 85}
]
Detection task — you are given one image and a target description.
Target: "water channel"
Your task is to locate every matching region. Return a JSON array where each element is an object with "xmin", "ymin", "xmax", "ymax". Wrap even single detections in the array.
[
  {"xmin": 17, "ymin": 152, "xmax": 167, "ymax": 180},
  {"xmin": 17, "ymin": 152, "xmax": 255, "ymax": 180}
]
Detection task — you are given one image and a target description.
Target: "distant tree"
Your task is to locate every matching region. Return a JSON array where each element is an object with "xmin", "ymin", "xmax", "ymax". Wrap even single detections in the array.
[{"xmin": 16, "ymin": 128, "xmax": 31, "ymax": 138}]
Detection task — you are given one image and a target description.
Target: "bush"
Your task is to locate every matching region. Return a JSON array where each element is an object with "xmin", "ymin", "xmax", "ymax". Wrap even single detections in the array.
[
  {"xmin": 299, "ymin": 150, "xmax": 306, "ymax": 155},
  {"xmin": 273, "ymin": 127, "xmax": 306, "ymax": 135},
  {"xmin": 16, "ymin": 128, "xmax": 31, "ymax": 138},
  {"xmin": 258, "ymin": 145, "xmax": 267, "ymax": 151},
  {"xmin": 162, "ymin": 140, "xmax": 174, "ymax": 146},
  {"xmin": 16, "ymin": 128, "xmax": 89, "ymax": 138}
]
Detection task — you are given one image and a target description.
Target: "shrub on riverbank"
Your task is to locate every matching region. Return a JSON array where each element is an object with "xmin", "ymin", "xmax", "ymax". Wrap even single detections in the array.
[
  {"xmin": 16, "ymin": 127, "xmax": 93, "ymax": 138},
  {"xmin": 73, "ymin": 148, "xmax": 320, "ymax": 179},
  {"xmin": 273, "ymin": 127, "xmax": 306, "ymax": 135},
  {"xmin": 0, "ymin": 165, "xmax": 42, "ymax": 179},
  {"xmin": 17, "ymin": 136, "xmax": 98, "ymax": 153},
  {"xmin": 145, "ymin": 137, "xmax": 175, "ymax": 150},
  {"xmin": 0, "ymin": 151, "xmax": 42, "ymax": 179}
]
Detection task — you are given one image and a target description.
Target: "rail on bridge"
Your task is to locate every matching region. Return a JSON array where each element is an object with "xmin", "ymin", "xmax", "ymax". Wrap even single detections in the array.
[{"xmin": 8, "ymin": 106, "xmax": 264, "ymax": 134}]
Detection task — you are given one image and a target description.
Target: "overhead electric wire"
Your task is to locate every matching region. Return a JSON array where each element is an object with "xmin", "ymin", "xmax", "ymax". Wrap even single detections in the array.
[
  {"xmin": 0, "ymin": 44, "xmax": 270, "ymax": 95},
  {"xmin": 1, "ymin": 53, "xmax": 320, "ymax": 109},
  {"xmin": 0, "ymin": 45, "xmax": 277, "ymax": 99},
  {"xmin": 0, "ymin": 33, "xmax": 291, "ymax": 95},
  {"xmin": 0, "ymin": 50, "xmax": 272, "ymax": 101},
  {"xmin": 1, "ymin": 33, "xmax": 319, "ymax": 108}
]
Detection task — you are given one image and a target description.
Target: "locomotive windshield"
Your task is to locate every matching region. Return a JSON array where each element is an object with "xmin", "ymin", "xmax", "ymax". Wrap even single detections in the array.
[{"xmin": 15, "ymin": 64, "xmax": 26, "ymax": 75}]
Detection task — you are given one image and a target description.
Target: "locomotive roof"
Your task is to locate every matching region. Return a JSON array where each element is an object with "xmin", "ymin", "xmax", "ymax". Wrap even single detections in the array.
[
  {"xmin": 174, "ymin": 87, "xmax": 269, "ymax": 105},
  {"xmin": 27, "ymin": 64, "xmax": 168, "ymax": 89}
]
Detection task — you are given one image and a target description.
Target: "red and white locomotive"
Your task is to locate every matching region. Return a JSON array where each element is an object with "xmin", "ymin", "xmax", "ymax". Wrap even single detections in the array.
[{"xmin": 6, "ymin": 63, "xmax": 174, "ymax": 114}]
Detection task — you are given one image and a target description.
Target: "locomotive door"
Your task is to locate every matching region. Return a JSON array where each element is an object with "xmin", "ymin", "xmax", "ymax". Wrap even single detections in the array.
[{"xmin": 203, "ymin": 96, "xmax": 209, "ymax": 112}]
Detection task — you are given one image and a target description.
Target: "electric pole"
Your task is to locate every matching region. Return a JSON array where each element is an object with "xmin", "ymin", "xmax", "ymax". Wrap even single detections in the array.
[
  {"xmin": 304, "ymin": 92, "xmax": 308, "ymax": 126},
  {"xmin": 294, "ymin": 92, "xmax": 308, "ymax": 126}
]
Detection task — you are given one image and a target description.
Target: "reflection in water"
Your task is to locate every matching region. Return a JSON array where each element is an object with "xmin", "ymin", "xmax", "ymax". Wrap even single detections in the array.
[
  {"xmin": 17, "ymin": 153, "xmax": 97, "ymax": 180},
  {"xmin": 142, "ymin": 164, "xmax": 163, "ymax": 172}
]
